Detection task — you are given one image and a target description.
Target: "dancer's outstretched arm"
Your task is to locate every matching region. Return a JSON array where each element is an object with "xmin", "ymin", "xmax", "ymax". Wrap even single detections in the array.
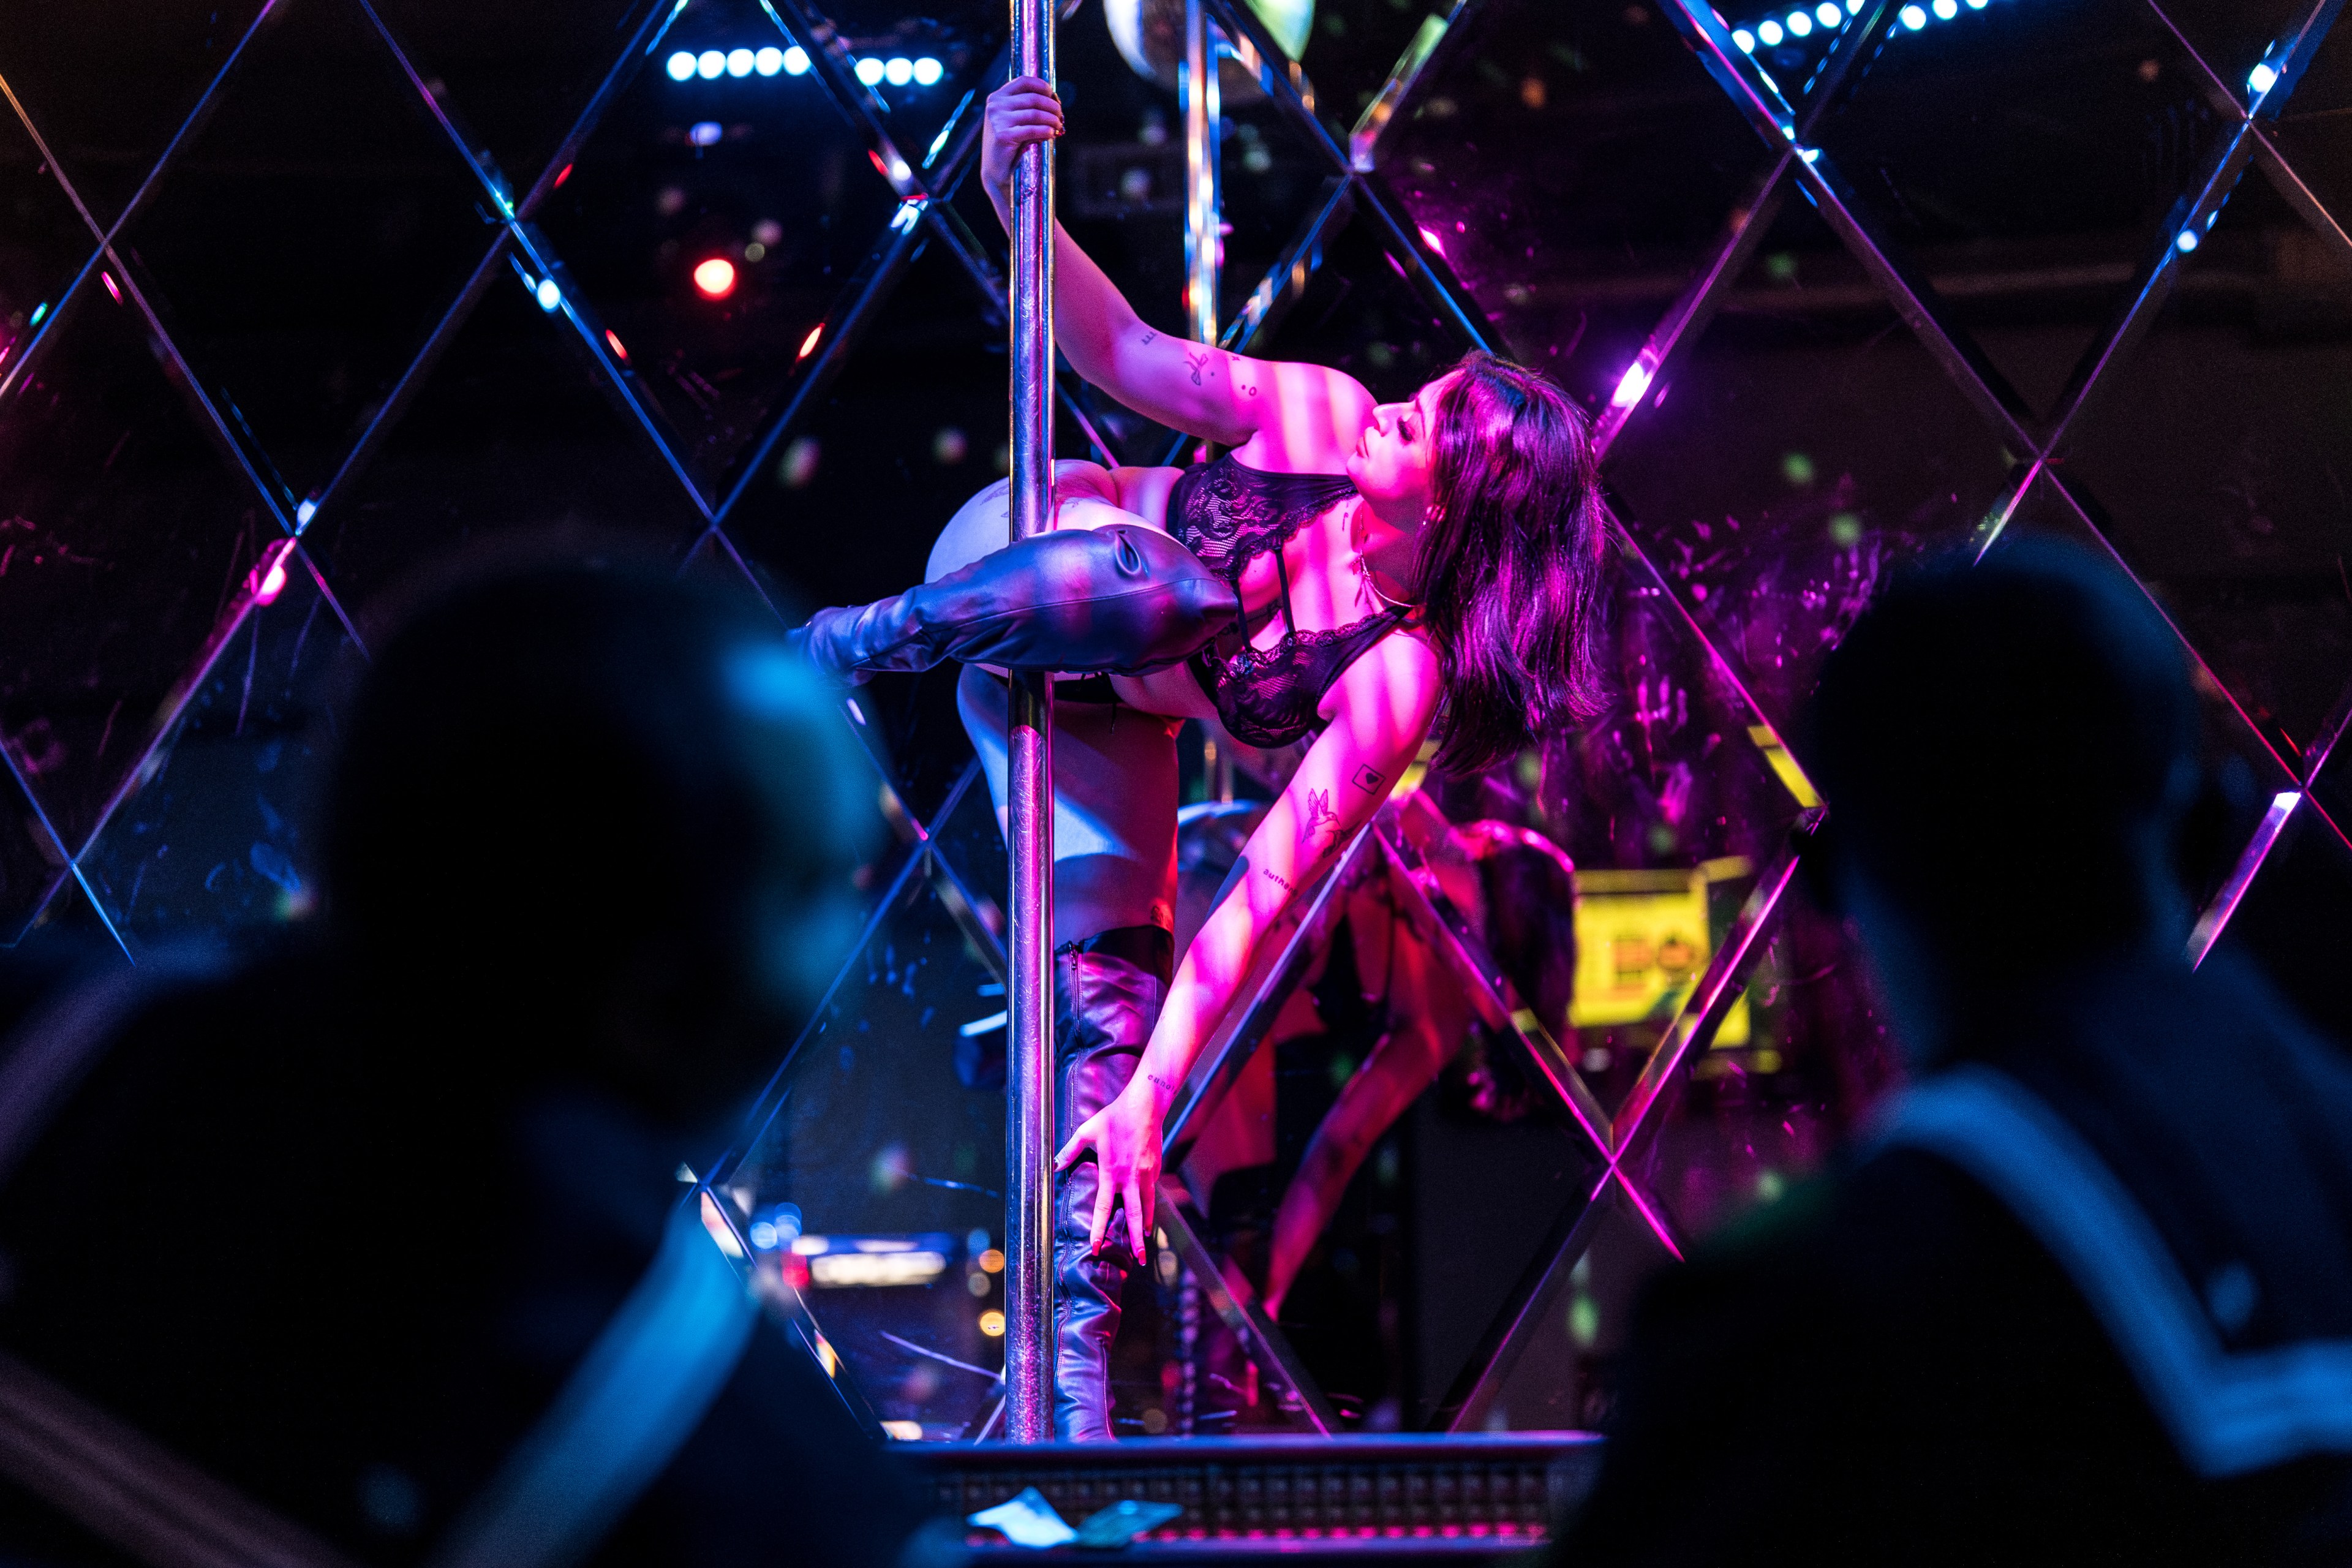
[
  {"xmin": 1054, "ymin": 630, "xmax": 1443, "ymax": 1261},
  {"xmin": 983, "ymin": 77, "xmax": 1370, "ymax": 459}
]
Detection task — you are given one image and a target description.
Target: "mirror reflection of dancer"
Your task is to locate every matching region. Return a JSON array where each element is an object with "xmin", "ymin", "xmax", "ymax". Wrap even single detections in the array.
[{"xmin": 793, "ymin": 77, "xmax": 1607, "ymax": 1438}]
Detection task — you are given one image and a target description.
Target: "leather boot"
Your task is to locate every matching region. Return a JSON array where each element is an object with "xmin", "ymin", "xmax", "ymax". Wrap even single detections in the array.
[
  {"xmin": 790, "ymin": 526, "xmax": 1237, "ymax": 687},
  {"xmin": 1050, "ymin": 926, "xmax": 1174, "ymax": 1442}
]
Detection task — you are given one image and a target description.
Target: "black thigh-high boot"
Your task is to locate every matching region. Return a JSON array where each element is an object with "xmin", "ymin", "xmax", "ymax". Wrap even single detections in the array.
[
  {"xmin": 791, "ymin": 526, "xmax": 1236, "ymax": 685},
  {"xmin": 1050, "ymin": 926, "xmax": 1175, "ymax": 1442}
]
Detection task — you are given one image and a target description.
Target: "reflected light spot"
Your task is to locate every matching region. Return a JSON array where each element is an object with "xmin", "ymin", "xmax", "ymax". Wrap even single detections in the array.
[
  {"xmin": 797, "ymin": 322, "xmax": 824, "ymax": 358},
  {"xmin": 1931, "ymin": 0, "xmax": 1957, "ymax": 17},
  {"xmin": 605, "ymin": 328, "xmax": 629, "ymax": 361},
  {"xmin": 293, "ymin": 499, "xmax": 317, "ymax": 529},
  {"xmin": 1815, "ymin": 2, "xmax": 1840, "ymax": 23},
  {"xmin": 1609, "ymin": 360, "xmax": 1652, "ymax": 409},
  {"xmin": 666, "ymin": 51, "xmax": 697, "ymax": 81},
  {"xmin": 979, "ymin": 1247, "xmax": 1006, "ymax": 1273},
  {"xmin": 552, "ymin": 162, "xmax": 573, "ymax": 188},
  {"xmin": 2248, "ymin": 62, "xmax": 2278, "ymax": 96},
  {"xmin": 689, "ymin": 119, "xmax": 723, "ymax": 146},
  {"xmin": 884, "ymin": 56, "xmax": 914, "ymax": 86},
  {"xmin": 755, "ymin": 45, "xmax": 784, "ymax": 75},
  {"xmin": 1898, "ymin": 4, "xmax": 1926, "ymax": 27},
  {"xmin": 254, "ymin": 551, "xmax": 289, "ymax": 605},
  {"xmin": 28, "ymin": 302, "xmax": 47, "ymax": 327},
  {"xmin": 1416, "ymin": 225, "xmax": 1447, "ymax": 258},
  {"xmin": 978, "ymin": 1310, "xmax": 1006, "ymax": 1337},
  {"xmin": 744, "ymin": 240, "xmax": 766, "ymax": 262},
  {"xmin": 854, "ymin": 56, "xmax": 886, "ymax": 85},
  {"xmin": 535, "ymin": 277, "xmax": 562, "ymax": 311},
  {"xmin": 778, "ymin": 435, "xmax": 821, "ymax": 489},
  {"xmin": 913, "ymin": 56, "xmax": 943, "ymax": 85},
  {"xmin": 785, "ymin": 46, "xmax": 810, "ymax": 74},
  {"xmin": 1757, "ymin": 18, "xmax": 1783, "ymax": 44},
  {"xmin": 100, "ymin": 272, "xmax": 121, "ymax": 304},
  {"xmin": 1785, "ymin": 11, "xmax": 1811, "ymax": 37},
  {"xmin": 726, "ymin": 47, "xmax": 754, "ymax": 76},
  {"xmin": 693, "ymin": 257, "xmax": 737, "ymax": 297},
  {"xmin": 2175, "ymin": 228, "xmax": 2199, "ymax": 254},
  {"xmin": 696, "ymin": 49, "xmax": 726, "ymax": 78},
  {"xmin": 1732, "ymin": 27, "xmax": 1755, "ymax": 49}
]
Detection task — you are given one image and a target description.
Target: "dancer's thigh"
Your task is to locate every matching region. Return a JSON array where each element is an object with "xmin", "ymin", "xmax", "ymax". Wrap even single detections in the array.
[{"xmin": 925, "ymin": 460, "xmax": 1154, "ymax": 582}]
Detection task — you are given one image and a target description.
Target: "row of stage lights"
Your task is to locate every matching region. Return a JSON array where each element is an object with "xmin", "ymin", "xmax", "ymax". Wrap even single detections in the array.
[{"xmin": 663, "ymin": 45, "xmax": 946, "ymax": 88}]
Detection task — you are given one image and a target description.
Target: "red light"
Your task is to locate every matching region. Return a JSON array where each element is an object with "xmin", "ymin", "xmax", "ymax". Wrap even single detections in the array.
[
  {"xmin": 692, "ymin": 257, "xmax": 737, "ymax": 298},
  {"xmin": 100, "ymin": 273, "xmax": 121, "ymax": 304},
  {"xmin": 604, "ymin": 328, "xmax": 629, "ymax": 362},
  {"xmin": 552, "ymin": 162, "xmax": 573, "ymax": 189}
]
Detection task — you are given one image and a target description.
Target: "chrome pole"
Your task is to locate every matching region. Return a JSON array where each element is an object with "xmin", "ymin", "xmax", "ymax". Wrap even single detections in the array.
[
  {"xmin": 1003, "ymin": 0, "xmax": 1060, "ymax": 1447},
  {"xmin": 1181, "ymin": 0, "xmax": 1222, "ymax": 345}
]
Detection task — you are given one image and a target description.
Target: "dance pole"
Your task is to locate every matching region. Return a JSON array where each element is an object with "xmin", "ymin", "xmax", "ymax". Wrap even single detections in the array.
[{"xmin": 1001, "ymin": 0, "xmax": 1059, "ymax": 1446}]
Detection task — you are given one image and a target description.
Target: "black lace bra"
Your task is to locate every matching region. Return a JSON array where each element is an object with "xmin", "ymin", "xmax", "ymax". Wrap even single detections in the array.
[{"xmin": 1167, "ymin": 454, "xmax": 1414, "ymax": 749}]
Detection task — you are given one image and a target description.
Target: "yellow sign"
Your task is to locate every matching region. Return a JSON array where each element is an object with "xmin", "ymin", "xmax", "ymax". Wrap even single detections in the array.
[{"xmin": 1568, "ymin": 859, "xmax": 1751, "ymax": 1046}]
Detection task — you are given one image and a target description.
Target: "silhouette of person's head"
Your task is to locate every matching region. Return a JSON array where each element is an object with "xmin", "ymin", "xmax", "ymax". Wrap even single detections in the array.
[
  {"xmin": 323, "ymin": 548, "xmax": 878, "ymax": 1129},
  {"xmin": 1806, "ymin": 540, "xmax": 2204, "ymax": 1064}
]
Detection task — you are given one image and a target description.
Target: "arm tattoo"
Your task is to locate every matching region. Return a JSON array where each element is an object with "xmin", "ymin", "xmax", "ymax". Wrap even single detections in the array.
[
  {"xmin": 1303, "ymin": 787, "xmax": 1339, "ymax": 837},
  {"xmin": 1184, "ymin": 349, "xmax": 1213, "ymax": 386},
  {"xmin": 1351, "ymin": 764, "xmax": 1385, "ymax": 794},
  {"xmin": 1140, "ymin": 328, "xmax": 1158, "ymax": 344},
  {"xmin": 1259, "ymin": 866, "xmax": 1297, "ymax": 894},
  {"xmin": 1146, "ymin": 1071, "xmax": 1182, "ymax": 1098}
]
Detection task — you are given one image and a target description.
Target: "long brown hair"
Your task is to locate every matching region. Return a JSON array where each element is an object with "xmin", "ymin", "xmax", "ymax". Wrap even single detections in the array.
[{"xmin": 1413, "ymin": 351, "xmax": 1609, "ymax": 775}]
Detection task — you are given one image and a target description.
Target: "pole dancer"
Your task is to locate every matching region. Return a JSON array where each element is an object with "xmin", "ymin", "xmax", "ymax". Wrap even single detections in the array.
[{"xmin": 792, "ymin": 80, "xmax": 1611, "ymax": 1439}]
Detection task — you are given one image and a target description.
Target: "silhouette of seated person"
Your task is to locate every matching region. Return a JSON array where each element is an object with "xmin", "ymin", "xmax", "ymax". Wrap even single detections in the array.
[
  {"xmin": 1555, "ymin": 540, "xmax": 2352, "ymax": 1566},
  {"xmin": 0, "ymin": 552, "xmax": 925, "ymax": 1567}
]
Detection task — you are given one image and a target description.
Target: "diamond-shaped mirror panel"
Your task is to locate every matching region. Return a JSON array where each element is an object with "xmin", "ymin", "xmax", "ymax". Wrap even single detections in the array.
[
  {"xmin": 1294, "ymin": 0, "xmax": 1455, "ymax": 141},
  {"xmin": 109, "ymin": 0, "xmax": 502, "ymax": 513},
  {"xmin": 372, "ymin": 0, "xmax": 669, "ymax": 205},
  {"xmin": 2061, "ymin": 175, "xmax": 2352, "ymax": 769},
  {"xmin": 80, "ymin": 549, "xmax": 355, "ymax": 949},
  {"xmin": 2, "ymin": 865, "xmax": 126, "ymax": 964},
  {"xmin": 714, "ymin": 851, "xmax": 1010, "ymax": 1438},
  {"xmin": 797, "ymin": 0, "xmax": 1008, "ymax": 166},
  {"xmin": 0, "ymin": 100, "xmax": 100, "ymax": 384},
  {"xmin": 1242, "ymin": 206, "xmax": 1479, "ymax": 398},
  {"xmin": 0, "ymin": 278, "xmax": 273, "ymax": 853},
  {"xmin": 1812, "ymin": 0, "xmax": 2234, "ymax": 420},
  {"xmin": 0, "ymin": 1, "xmax": 270, "ymax": 231},
  {"xmin": 2157, "ymin": 0, "xmax": 2316, "ymax": 114},
  {"xmin": 2208, "ymin": 791, "xmax": 2352, "ymax": 1047},
  {"xmin": 0, "ymin": 756, "xmax": 70, "ymax": 948},
  {"xmin": 303, "ymin": 254, "xmax": 707, "ymax": 620},
  {"xmin": 527, "ymin": 0, "xmax": 905, "ymax": 501},
  {"xmin": 1601, "ymin": 197, "xmax": 2021, "ymax": 732},
  {"xmin": 1376, "ymin": 0, "xmax": 1773, "ymax": 412}
]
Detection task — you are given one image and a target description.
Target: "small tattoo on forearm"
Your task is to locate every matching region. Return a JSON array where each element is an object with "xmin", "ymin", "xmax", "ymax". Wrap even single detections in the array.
[
  {"xmin": 1303, "ymin": 787, "xmax": 1338, "ymax": 835},
  {"xmin": 1140, "ymin": 328, "xmax": 1157, "ymax": 344},
  {"xmin": 1260, "ymin": 867, "xmax": 1296, "ymax": 892},
  {"xmin": 1351, "ymin": 764, "xmax": 1384, "ymax": 793},
  {"xmin": 1147, "ymin": 1071, "xmax": 1180, "ymax": 1097},
  {"xmin": 1184, "ymin": 350, "xmax": 1213, "ymax": 385}
]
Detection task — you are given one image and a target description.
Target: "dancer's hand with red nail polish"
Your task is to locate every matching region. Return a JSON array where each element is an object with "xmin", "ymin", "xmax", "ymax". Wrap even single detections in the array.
[
  {"xmin": 982, "ymin": 74, "xmax": 1065, "ymax": 224},
  {"xmin": 1054, "ymin": 1081, "xmax": 1161, "ymax": 1264}
]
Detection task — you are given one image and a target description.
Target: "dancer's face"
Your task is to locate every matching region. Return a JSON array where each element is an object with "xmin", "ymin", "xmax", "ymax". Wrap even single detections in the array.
[{"xmin": 1347, "ymin": 372, "xmax": 1456, "ymax": 529}]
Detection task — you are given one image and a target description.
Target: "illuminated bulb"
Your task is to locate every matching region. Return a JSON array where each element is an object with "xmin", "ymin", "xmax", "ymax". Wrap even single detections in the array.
[
  {"xmin": 1786, "ymin": 11, "xmax": 1812, "ymax": 37},
  {"xmin": 1817, "ymin": 2, "xmax": 1841, "ymax": 23},
  {"xmin": 690, "ymin": 120, "xmax": 723, "ymax": 146},
  {"xmin": 784, "ymin": 46, "xmax": 810, "ymax": 74},
  {"xmin": 1899, "ymin": 4, "xmax": 1926, "ymax": 28},
  {"xmin": 2248, "ymin": 62, "xmax": 2278, "ymax": 95},
  {"xmin": 1610, "ymin": 360, "xmax": 1653, "ymax": 409},
  {"xmin": 726, "ymin": 47, "xmax": 754, "ymax": 76},
  {"xmin": 696, "ymin": 49, "xmax": 725, "ymax": 78},
  {"xmin": 666, "ymin": 50, "xmax": 698, "ymax": 81},
  {"xmin": 1931, "ymin": 0, "xmax": 1957, "ymax": 18},
  {"xmin": 755, "ymin": 45, "xmax": 783, "ymax": 75},
  {"xmin": 2175, "ymin": 228, "xmax": 2199, "ymax": 254},
  {"xmin": 978, "ymin": 1310, "xmax": 1006, "ymax": 1338},
  {"xmin": 1757, "ymin": 18, "xmax": 1783, "ymax": 44},
  {"xmin": 913, "ymin": 56, "xmax": 943, "ymax": 85},
  {"xmin": 1847, "ymin": 0, "xmax": 1863, "ymax": 10},
  {"xmin": 884, "ymin": 56, "xmax": 913, "ymax": 86},
  {"xmin": 1964, "ymin": 0, "xmax": 1985, "ymax": 7},
  {"xmin": 854, "ymin": 56, "xmax": 886, "ymax": 85},
  {"xmin": 535, "ymin": 277, "xmax": 562, "ymax": 311},
  {"xmin": 1733, "ymin": 26, "xmax": 1755, "ymax": 49},
  {"xmin": 693, "ymin": 257, "xmax": 738, "ymax": 297}
]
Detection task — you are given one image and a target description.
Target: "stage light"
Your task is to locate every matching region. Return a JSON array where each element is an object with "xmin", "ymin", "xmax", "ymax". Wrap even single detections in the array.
[
  {"xmin": 1786, "ymin": 11, "xmax": 1811, "ymax": 38},
  {"xmin": 884, "ymin": 57, "xmax": 913, "ymax": 86},
  {"xmin": 1931, "ymin": 0, "xmax": 1957, "ymax": 18},
  {"xmin": 2175, "ymin": 228, "xmax": 2199, "ymax": 254},
  {"xmin": 1757, "ymin": 18, "xmax": 1783, "ymax": 44},
  {"xmin": 726, "ymin": 47, "xmax": 753, "ymax": 76},
  {"xmin": 27, "ymin": 302, "xmax": 45, "ymax": 327},
  {"xmin": 693, "ymin": 257, "xmax": 737, "ymax": 296},
  {"xmin": 1733, "ymin": 26, "xmax": 1756, "ymax": 49},
  {"xmin": 797, "ymin": 322, "xmax": 825, "ymax": 358},
  {"xmin": 1847, "ymin": 0, "xmax": 1863, "ymax": 9},
  {"xmin": 696, "ymin": 49, "xmax": 725, "ymax": 78},
  {"xmin": 2248, "ymin": 62, "xmax": 2278, "ymax": 96},
  {"xmin": 100, "ymin": 272, "xmax": 121, "ymax": 304},
  {"xmin": 1899, "ymin": 4, "xmax": 1927, "ymax": 28},
  {"xmin": 1964, "ymin": 0, "xmax": 1985, "ymax": 6},
  {"xmin": 690, "ymin": 119, "xmax": 723, "ymax": 146},
  {"xmin": 913, "ymin": 56, "xmax": 943, "ymax": 85},
  {"xmin": 784, "ymin": 45, "xmax": 810, "ymax": 74},
  {"xmin": 535, "ymin": 277, "xmax": 562, "ymax": 311},
  {"xmin": 755, "ymin": 45, "xmax": 783, "ymax": 75},
  {"xmin": 855, "ymin": 56, "xmax": 886, "ymax": 85},
  {"xmin": 255, "ymin": 551, "xmax": 289, "ymax": 605},
  {"xmin": 293, "ymin": 499, "xmax": 317, "ymax": 527},
  {"xmin": 1610, "ymin": 360, "xmax": 1653, "ymax": 409},
  {"xmin": 1817, "ymin": 2, "xmax": 1841, "ymax": 24},
  {"xmin": 605, "ymin": 328, "xmax": 629, "ymax": 361},
  {"xmin": 666, "ymin": 50, "xmax": 697, "ymax": 81},
  {"xmin": 979, "ymin": 1310, "xmax": 1006, "ymax": 1338}
]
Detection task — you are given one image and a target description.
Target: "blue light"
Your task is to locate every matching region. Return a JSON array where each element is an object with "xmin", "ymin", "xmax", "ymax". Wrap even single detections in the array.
[
  {"xmin": 1931, "ymin": 0, "xmax": 1957, "ymax": 18},
  {"xmin": 665, "ymin": 50, "xmax": 697, "ymax": 81},
  {"xmin": 295, "ymin": 499, "xmax": 317, "ymax": 527},
  {"xmin": 1899, "ymin": 4, "xmax": 1927, "ymax": 28},
  {"xmin": 1758, "ymin": 18, "xmax": 1784, "ymax": 44},
  {"xmin": 854, "ymin": 56, "xmax": 886, "ymax": 85},
  {"xmin": 1847, "ymin": 0, "xmax": 1863, "ymax": 10},
  {"xmin": 884, "ymin": 56, "xmax": 914, "ymax": 86},
  {"xmin": 696, "ymin": 49, "xmax": 725, "ymax": 78},
  {"xmin": 1964, "ymin": 0, "xmax": 1985, "ymax": 7},
  {"xmin": 913, "ymin": 56, "xmax": 943, "ymax": 86},
  {"xmin": 27, "ymin": 302, "xmax": 45, "ymax": 327},
  {"xmin": 535, "ymin": 277, "xmax": 562, "ymax": 311},
  {"xmin": 2175, "ymin": 228, "xmax": 2199, "ymax": 254},
  {"xmin": 1787, "ymin": 10, "xmax": 1812, "ymax": 37},
  {"xmin": 726, "ymin": 47, "xmax": 754, "ymax": 76},
  {"xmin": 2248, "ymin": 62, "xmax": 2278, "ymax": 96},
  {"xmin": 1733, "ymin": 26, "xmax": 1757, "ymax": 49},
  {"xmin": 784, "ymin": 46, "xmax": 810, "ymax": 74},
  {"xmin": 690, "ymin": 120, "xmax": 723, "ymax": 146},
  {"xmin": 755, "ymin": 45, "xmax": 784, "ymax": 75},
  {"xmin": 1816, "ymin": 3, "xmax": 1841, "ymax": 24}
]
